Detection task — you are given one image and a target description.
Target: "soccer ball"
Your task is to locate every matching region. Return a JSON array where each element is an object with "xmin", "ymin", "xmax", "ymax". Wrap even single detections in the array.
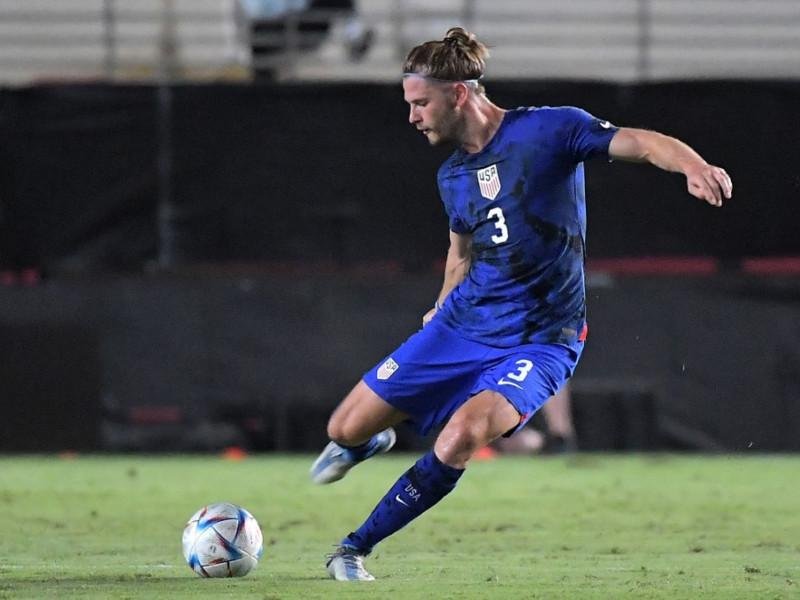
[{"xmin": 182, "ymin": 502, "xmax": 264, "ymax": 577}]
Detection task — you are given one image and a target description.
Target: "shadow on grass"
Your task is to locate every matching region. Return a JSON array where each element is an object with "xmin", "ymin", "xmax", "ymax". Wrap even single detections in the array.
[
  {"xmin": 1, "ymin": 574, "xmax": 189, "ymax": 586},
  {"xmin": 0, "ymin": 572, "xmax": 330, "ymax": 589},
  {"xmin": 0, "ymin": 573, "xmax": 388, "ymax": 600}
]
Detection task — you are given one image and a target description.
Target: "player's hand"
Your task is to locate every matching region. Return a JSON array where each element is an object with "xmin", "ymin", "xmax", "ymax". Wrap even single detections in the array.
[
  {"xmin": 422, "ymin": 306, "xmax": 438, "ymax": 326},
  {"xmin": 685, "ymin": 163, "xmax": 732, "ymax": 207}
]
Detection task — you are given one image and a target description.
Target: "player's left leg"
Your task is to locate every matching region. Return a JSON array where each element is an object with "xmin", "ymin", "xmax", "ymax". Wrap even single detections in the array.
[
  {"xmin": 311, "ymin": 381, "xmax": 406, "ymax": 485},
  {"xmin": 316, "ymin": 319, "xmax": 487, "ymax": 488}
]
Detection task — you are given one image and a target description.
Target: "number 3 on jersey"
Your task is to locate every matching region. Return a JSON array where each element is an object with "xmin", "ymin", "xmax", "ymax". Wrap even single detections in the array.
[{"xmin": 487, "ymin": 207, "xmax": 508, "ymax": 244}]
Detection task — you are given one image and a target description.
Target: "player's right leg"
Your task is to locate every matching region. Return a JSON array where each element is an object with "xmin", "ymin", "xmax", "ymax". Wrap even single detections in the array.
[{"xmin": 310, "ymin": 380, "xmax": 406, "ymax": 485}]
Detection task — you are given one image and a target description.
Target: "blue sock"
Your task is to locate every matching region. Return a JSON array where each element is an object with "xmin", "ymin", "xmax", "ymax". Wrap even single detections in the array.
[
  {"xmin": 342, "ymin": 451, "xmax": 464, "ymax": 554},
  {"xmin": 339, "ymin": 435, "xmax": 385, "ymax": 462}
]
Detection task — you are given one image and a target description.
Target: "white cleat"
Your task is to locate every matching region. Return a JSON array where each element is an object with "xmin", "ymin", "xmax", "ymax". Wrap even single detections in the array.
[
  {"xmin": 326, "ymin": 546, "xmax": 375, "ymax": 581},
  {"xmin": 310, "ymin": 428, "xmax": 396, "ymax": 485}
]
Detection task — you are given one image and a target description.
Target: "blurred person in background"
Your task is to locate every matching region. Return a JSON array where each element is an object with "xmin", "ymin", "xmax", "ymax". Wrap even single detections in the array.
[
  {"xmin": 311, "ymin": 27, "xmax": 732, "ymax": 581},
  {"xmin": 236, "ymin": 0, "xmax": 372, "ymax": 80},
  {"xmin": 491, "ymin": 382, "xmax": 576, "ymax": 455}
]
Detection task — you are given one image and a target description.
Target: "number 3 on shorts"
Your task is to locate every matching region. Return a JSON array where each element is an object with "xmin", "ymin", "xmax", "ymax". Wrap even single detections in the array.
[
  {"xmin": 506, "ymin": 359, "xmax": 534, "ymax": 382},
  {"xmin": 487, "ymin": 207, "xmax": 508, "ymax": 244}
]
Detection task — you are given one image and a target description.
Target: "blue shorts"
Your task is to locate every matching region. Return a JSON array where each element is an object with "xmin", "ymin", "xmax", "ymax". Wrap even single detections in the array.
[{"xmin": 362, "ymin": 319, "xmax": 583, "ymax": 436}]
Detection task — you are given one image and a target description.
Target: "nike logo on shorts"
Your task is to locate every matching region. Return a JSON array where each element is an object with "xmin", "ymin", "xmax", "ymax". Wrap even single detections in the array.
[{"xmin": 498, "ymin": 378, "xmax": 524, "ymax": 390}]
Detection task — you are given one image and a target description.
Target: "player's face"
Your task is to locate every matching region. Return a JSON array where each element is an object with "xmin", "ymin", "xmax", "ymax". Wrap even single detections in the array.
[{"xmin": 403, "ymin": 76, "xmax": 461, "ymax": 146}]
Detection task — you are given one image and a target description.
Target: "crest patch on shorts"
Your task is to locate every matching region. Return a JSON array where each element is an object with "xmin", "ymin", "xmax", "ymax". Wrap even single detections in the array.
[{"xmin": 377, "ymin": 357, "xmax": 399, "ymax": 380}]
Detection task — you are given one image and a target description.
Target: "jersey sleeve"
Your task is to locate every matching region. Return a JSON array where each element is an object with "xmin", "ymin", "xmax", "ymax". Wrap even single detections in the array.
[{"xmin": 558, "ymin": 106, "xmax": 619, "ymax": 163}]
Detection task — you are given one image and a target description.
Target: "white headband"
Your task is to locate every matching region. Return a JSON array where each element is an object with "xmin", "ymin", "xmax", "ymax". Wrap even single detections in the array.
[{"xmin": 402, "ymin": 73, "xmax": 481, "ymax": 85}]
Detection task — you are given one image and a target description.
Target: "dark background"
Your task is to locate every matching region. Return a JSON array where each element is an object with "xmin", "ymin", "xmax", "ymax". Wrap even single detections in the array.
[
  {"xmin": 2, "ymin": 81, "xmax": 798, "ymax": 271},
  {"xmin": 0, "ymin": 81, "xmax": 798, "ymax": 452}
]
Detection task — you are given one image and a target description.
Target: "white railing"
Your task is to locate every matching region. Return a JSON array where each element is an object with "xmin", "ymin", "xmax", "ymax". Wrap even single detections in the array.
[
  {"xmin": 0, "ymin": 0, "xmax": 243, "ymax": 83},
  {"xmin": 0, "ymin": 0, "xmax": 799, "ymax": 85}
]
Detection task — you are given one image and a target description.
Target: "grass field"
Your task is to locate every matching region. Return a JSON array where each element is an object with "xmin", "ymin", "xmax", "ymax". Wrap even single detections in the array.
[{"xmin": 0, "ymin": 453, "xmax": 798, "ymax": 599}]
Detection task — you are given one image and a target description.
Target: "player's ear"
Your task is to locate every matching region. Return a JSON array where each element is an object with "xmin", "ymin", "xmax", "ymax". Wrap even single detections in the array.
[{"xmin": 452, "ymin": 82, "xmax": 470, "ymax": 107}]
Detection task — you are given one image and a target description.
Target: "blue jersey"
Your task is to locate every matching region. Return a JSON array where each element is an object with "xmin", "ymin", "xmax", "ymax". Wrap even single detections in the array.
[{"xmin": 436, "ymin": 106, "xmax": 618, "ymax": 348}]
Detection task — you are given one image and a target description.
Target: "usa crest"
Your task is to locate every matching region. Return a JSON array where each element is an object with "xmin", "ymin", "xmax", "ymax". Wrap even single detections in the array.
[
  {"xmin": 477, "ymin": 164, "xmax": 501, "ymax": 200},
  {"xmin": 377, "ymin": 357, "xmax": 399, "ymax": 381}
]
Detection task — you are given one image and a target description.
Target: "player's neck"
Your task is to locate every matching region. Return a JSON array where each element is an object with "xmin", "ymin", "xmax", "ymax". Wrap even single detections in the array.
[{"xmin": 460, "ymin": 100, "xmax": 506, "ymax": 154}]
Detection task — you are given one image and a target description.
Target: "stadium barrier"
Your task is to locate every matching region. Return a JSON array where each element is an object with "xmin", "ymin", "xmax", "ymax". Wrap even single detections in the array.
[{"xmin": 0, "ymin": 271, "xmax": 797, "ymax": 452}]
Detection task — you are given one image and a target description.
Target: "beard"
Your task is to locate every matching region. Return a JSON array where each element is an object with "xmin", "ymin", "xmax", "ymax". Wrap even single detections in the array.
[
  {"xmin": 426, "ymin": 111, "xmax": 461, "ymax": 146},
  {"xmin": 425, "ymin": 130, "xmax": 446, "ymax": 146}
]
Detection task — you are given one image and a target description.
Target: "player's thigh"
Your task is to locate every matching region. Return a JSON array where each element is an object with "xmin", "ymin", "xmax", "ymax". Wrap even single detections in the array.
[
  {"xmin": 478, "ymin": 343, "xmax": 581, "ymax": 436},
  {"xmin": 434, "ymin": 389, "xmax": 521, "ymax": 467},
  {"xmin": 327, "ymin": 380, "xmax": 408, "ymax": 445},
  {"xmin": 362, "ymin": 319, "xmax": 488, "ymax": 436}
]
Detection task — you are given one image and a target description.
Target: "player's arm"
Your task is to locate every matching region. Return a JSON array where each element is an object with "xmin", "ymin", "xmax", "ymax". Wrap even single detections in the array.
[
  {"xmin": 608, "ymin": 127, "xmax": 732, "ymax": 207},
  {"xmin": 422, "ymin": 230, "xmax": 472, "ymax": 326}
]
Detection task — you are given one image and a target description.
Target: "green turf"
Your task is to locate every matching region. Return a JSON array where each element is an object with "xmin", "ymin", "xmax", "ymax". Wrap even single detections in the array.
[{"xmin": 0, "ymin": 453, "xmax": 797, "ymax": 599}]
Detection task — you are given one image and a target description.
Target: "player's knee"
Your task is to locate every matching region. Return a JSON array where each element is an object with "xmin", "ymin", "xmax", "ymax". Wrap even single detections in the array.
[
  {"xmin": 326, "ymin": 416, "xmax": 350, "ymax": 446},
  {"xmin": 435, "ymin": 417, "xmax": 488, "ymax": 467},
  {"xmin": 326, "ymin": 413, "xmax": 367, "ymax": 447}
]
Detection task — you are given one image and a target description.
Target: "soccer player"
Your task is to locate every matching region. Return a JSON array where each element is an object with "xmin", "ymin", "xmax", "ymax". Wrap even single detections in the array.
[{"xmin": 311, "ymin": 27, "xmax": 732, "ymax": 581}]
